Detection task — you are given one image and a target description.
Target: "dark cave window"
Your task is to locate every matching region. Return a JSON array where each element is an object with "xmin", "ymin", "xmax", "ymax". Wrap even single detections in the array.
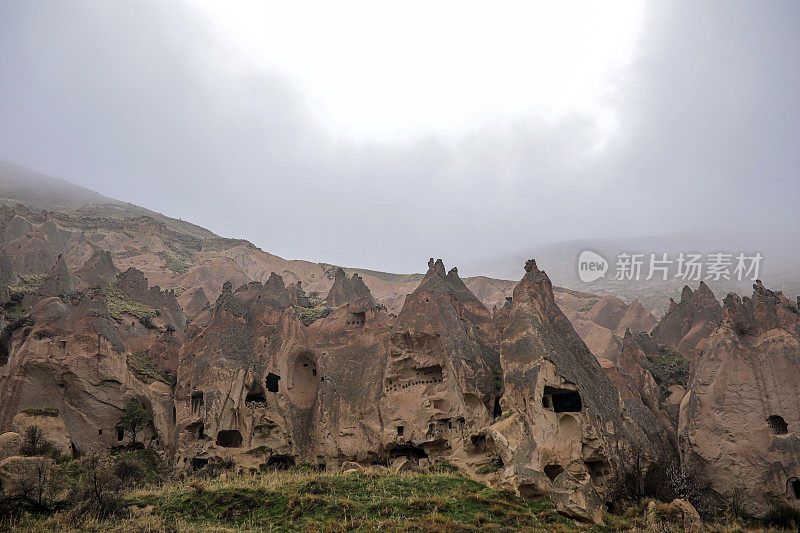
[
  {"xmin": 791, "ymin": 478, "xmax": 800, "ymax": 499},
  {"xmin": 397, "ymin": 425, "xmax": 404, "ymax": 436},
  {"xmin": 767, "ymin": 415, "xmax": 788, "ymax": 435},
  {"xmin": 191, "ymin": 457, "xmax": 208, "ymax": 470},
  {"xmin": 493, "ymin": 397, "xmax": 503, "ymax": 418},
  {"xmin": 191, "ymin": 392, "xmax": 204, "ymax": 414},
  {"xmin": 117, "ymin": 427, "xmax": 124, "ymax": 441},
  {"xmin": 246, "ymin": 391, "xmax": 266, "ymax": 403},
  {"xmin": 348, "ymin": 312, "xmax": 366, "ymax": 327},
  {"xmin": 267, "ymin": 455, "xmax": 295, "ymax": 469},
  {"xmin": 216, "ymin": 430, "xmax": 243, "ymax": 448},
  {"xmin": 265, "ymin": 373, "xmax": 280, "ymax": 392},
  {"xmin": 543, "ymin": 386, "xmax": 582, "ymax": 413},
  {"xmin": 98, "ymin": 428, "xmax": 102, "ymax": 436},
  {"xmin": 544, "ymin": 464, "xmax": 564, "ymax": 481}
]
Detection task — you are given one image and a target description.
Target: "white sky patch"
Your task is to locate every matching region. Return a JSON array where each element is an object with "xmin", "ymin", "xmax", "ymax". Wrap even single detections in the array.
[{"xmin": 187, "ymin": 0, "xmax": 645, "ymax": 144}]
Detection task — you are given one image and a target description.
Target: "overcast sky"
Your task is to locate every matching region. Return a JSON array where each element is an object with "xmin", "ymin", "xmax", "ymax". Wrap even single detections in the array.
[{"xmin": 1, "ymin": 1, "xmax": 798, "ymax": 274}]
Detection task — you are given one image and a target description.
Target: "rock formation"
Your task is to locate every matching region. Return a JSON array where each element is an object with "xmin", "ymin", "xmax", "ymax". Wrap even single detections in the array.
[
  {"xmin": 484, "ymin": 260, "xmax": 670, "ymax": 504},
  {"xmin": 652, "ymin": 281, "xmax": 721, "ymax": 360},
  {"xmin": 325, "ymin": 267, "xmax": 376, "ymax": 307},
  {"xmin": 679, "ymin": 281, "xmax": 800, "ymax": 514}
]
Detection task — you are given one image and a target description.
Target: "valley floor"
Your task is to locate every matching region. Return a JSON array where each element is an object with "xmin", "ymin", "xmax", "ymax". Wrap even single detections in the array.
[{"xmin": 3, "ymin": 465, "xmax": 795, "ymax": 532}]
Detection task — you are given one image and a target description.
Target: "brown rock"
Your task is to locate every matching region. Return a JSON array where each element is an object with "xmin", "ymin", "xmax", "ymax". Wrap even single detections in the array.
[
  {"xmin": 678, "ymin": 281, "xmax": 800, "ymax": 514},
  {"xmin": 0, "ymin": 432, "xmax": 22, "ymax": 461},
  {"xmin": 550, "ymin": 460, "xmax": 604, "ymax": 524}
]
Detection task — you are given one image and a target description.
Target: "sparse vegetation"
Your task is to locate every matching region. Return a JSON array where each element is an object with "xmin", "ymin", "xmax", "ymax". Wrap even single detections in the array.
[
  {"xmin": 294, "ymin": 304, "xmax": 334, "ymax": 326},
  {"xmin": 156, "ymin": 251, "xmax": 192, "ymax": 275},
  {"xmin": 554, "ymin": 286, "xmax": 600, "ymax": 299},
  {"xmin": 580, "ymin": 298, "xmax": 599, "ymax": 312},
  {"xmin": 646, "ymin": 348, "xmax": 690, "ymax": 388},
  {"xmin": 475, "ymin": 455, "xmax": 504, "ymax": 475},
  {"xmin": 126, "ymin": 350, "xmax": 175, "ymax": 386},
  {"xmin": 8, "ymin": 274, "xmax": 46, "ymax": 294},
  {"xmin": 99, "ymin": 284, "xmax": 159, "ymax": 327}
]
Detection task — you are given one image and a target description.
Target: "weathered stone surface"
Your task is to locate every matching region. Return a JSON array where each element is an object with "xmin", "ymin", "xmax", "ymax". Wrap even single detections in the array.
[
  {"xmin": 325, "ymin": 268, "xmax": 376, "ymax": 307},
  {"xmin": 0, "ymin": 432, "xmax": 22, "ymax": 461},
  {"xmin": 550, "ymin": 460, "xmax": 604, "ymax": 524},
  {"xmin": 652, "ymin": 282, "xmax": 721, "ymax": 360},
  {"xmin": 678, "ymin": 281, "xmax": 800, "ymax": 514},
  {"xmin": 489, "ymin": 260, "xmax": 669, "ymax": 499}
]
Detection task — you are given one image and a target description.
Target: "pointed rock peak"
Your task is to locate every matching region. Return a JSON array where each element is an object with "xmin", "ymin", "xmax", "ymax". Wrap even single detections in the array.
[
  {"xmin": 326, "ymin": 266, "xmax": 375, "ymax": 307},
  {"xmin": 424, "ymin": 258, "xmax": 446, "ymax": 278},
  {"xmin": 680, "ymin": 285, "xmax": 694, "ymax": 302},
  {"xmin": 266, "ymin": 271, "xmax": 286, "ymax": 288},
  {"xmin": 513, "ymin": 259, "xmax": 556, "ymax": 310}
]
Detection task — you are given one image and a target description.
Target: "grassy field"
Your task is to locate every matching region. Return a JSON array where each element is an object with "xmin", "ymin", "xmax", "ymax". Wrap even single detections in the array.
[{"xmin": 6, "ymin": 468, "xmax": 584, "ymax": 532}]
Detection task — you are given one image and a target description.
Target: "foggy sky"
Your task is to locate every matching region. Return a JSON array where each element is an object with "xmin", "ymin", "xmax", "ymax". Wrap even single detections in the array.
[{"xmin": 1, "ymin": 1, "xmax": 799, "ymax": 275}]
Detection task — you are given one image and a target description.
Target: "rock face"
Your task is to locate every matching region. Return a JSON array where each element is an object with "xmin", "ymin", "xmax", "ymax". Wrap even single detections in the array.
[
  {"xmin": 652, "ymin": 282, "xmax": 721, "ymax": 360},
  {"xmin": 380, "ymin": 260, "xmax": 499, "ymax": 465},
  {"xmin": 487, "ymin": 260, "xmax": 669, "ymax": 500},
  {"xmin": 550, "ymin": 460, "xmax": 605, "ymax": 524},
  {"xmin": 678, "ymin": 281, "xmax": 800, "ymax": 514},
  {"xmin": 325, "ymin": 268, "xmax": 376, "ymax": 307}
]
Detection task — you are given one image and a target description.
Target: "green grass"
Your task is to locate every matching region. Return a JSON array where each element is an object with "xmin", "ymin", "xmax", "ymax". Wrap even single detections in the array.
[
  {"xmin": 8, "ymin": 274, "xmax": 47, "ymax": 294},
  {"xmin": 126, "ymin": 350, "xmax": 175, "ymax": 386},
  {"xmin": 646, "ymin": 348, "xmax": 690, "ymax": 388},
  {"xmin": 21, "ymin": 407, "xmax": 60, "ymax": 417},
  {"xmin": 99, "ymin": 284, "xmax": 159, "ymax": 327},
  {"xmin": 31, "ymin": 469, "xmax": 577, "ymax": 532},
  {"xmin": 475, "ymin": 455, "xmax": 504, "ymax": 475}
]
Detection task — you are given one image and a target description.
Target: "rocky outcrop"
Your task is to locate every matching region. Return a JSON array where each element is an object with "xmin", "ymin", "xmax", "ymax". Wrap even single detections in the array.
[
  {"xmin": 584, "ymin": 296, "xmax": 657, "ymax": 335},
  {"xmin": 678, "ymin": 281, "xmax": 800, "ymax": 514},
  {"xmin": 325, "ymin": 268, "xmax": 376, "ymax": 307},
  {"xmin": 487, "ymin": 260, "xmax": 670, "ymax": 500},
  {"xmin": 652, "ymin": 282, "xmax": 721, "ymax": 360},
  {"xmin": 74, "ymin": 250, "xmax": 118, "ymax": 289},
  {"xmin": 380, "ymin": 259, "xmax": 500, "ymax": 467},
  {"xmin": 550, "ymin": 460, "xmax": 605, "ymax": 524}
]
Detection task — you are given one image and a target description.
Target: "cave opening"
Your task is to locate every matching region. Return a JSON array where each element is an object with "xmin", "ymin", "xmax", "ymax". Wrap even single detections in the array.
[
  {"xmin": 191, "ymin": 457, "xmax": 208, "ymax": 470},
  {"xmin": 544, "ymin": 464, "xmax": 564, "ymax": 481},
  {"xmin": 267, "ymin": 455, "xmax": 295, "ymax": 470},
  {"xmin": 117, "ymin": 427, "xmax": 124, "ymax": 441},
  {"xmin": 347, "ymin": 311, "xmax": 366, "ymax": 327},
  {"xmin": 493, "ymin": 397, "xmax": 503, "ymax": 418},
  {"xmin": 388, "ymin": 444, "xmax": 428, "ymax": 460},
  {"xmin": 397, "ymin": 425, "xmax": 404, "ymax": 436},
  {"xmin": 216, "ymin": 429, "xmax": 243, "ymax": 448},
  {"xmin": 265, "ymin": 372, "xmax": 280, "ymax": 392},
  {"xmin": 191, "ymin": 392, "xmax": 204, "ymax": 415},
  {"xmin": 790, "ymin": 478, "xmax": 800, "ymax": 499},
  {"xmin": 288, "ymin": 352, "xmax": 318, "ymax": 406},
  {"xmin": 246, "ymin": 390, "xmax": 266, "ymax": 404},
  {"xmin": 543, "ymin": 386, "xmax": 582, "ymax": 413},
  {"xmin": 767, "ymin": 415, "xmax": 788, "ymax": 435}
]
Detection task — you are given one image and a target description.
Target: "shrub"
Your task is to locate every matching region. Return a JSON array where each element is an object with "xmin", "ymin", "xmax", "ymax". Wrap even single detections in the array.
[{"xmin": 762, "ymin": 504, "xmax": 800, "ymax": 530}]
